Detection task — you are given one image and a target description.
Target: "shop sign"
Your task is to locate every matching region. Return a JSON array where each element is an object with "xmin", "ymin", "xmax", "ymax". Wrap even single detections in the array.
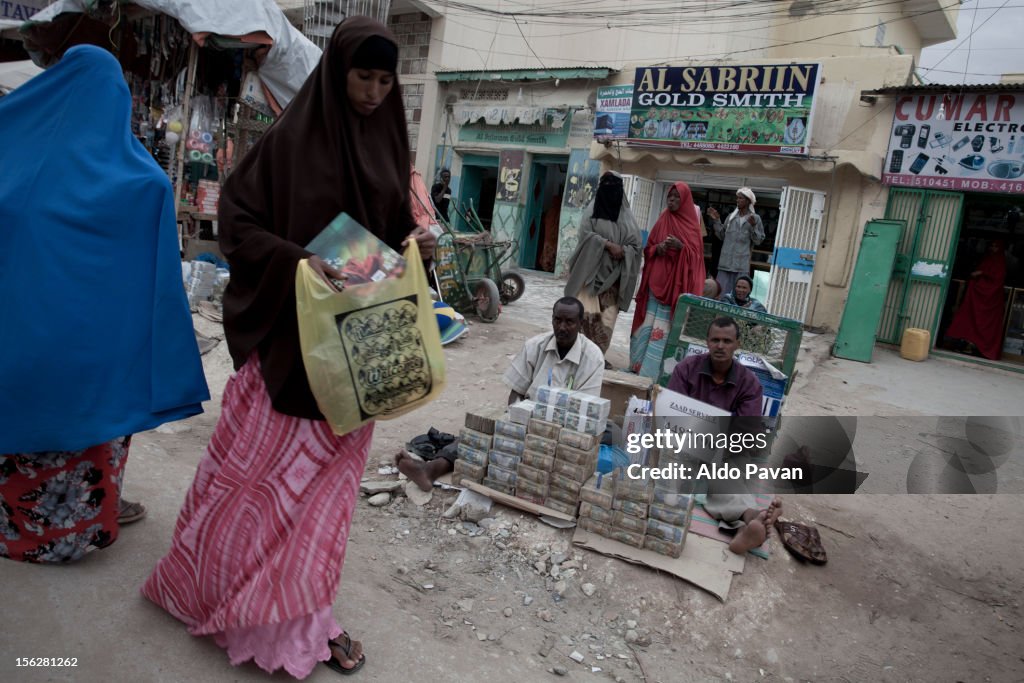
[
  {"xmin": 882, "ymin": 92, "xmax": 1024, "ymax": 195},
  {"xmin": 2, "ymin": 1, "xmax": 47, "ymax": 21},
  {"xmin": 594, "ymin": 84, "xmax": 633, "ymax": 139},
  {"xmin": 568, "ymin": 109, "xmax": 594, "ymax": 145},
  {"xmin": 459, "ymin": 122, "xmax": 570, "ymax": 148},
  {"xmin": 627, "ymin": 64, "xmax": 820, "ymax": 155}
]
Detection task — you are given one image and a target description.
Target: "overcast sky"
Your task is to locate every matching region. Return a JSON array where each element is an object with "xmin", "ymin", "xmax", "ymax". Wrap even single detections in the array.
[{"xmin": 919, "ymin": 1, "xmax": 1024, "ymax": 84}]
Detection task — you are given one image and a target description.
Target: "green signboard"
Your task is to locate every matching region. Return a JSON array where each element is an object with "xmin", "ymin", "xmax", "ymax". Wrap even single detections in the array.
[
  {"xmin": 629, "ymin": 64, "xmax": 821, "ymax": 155},
  {"xmin": 459, "ymin": 123, "xmax": 570, "ymax": 148}
]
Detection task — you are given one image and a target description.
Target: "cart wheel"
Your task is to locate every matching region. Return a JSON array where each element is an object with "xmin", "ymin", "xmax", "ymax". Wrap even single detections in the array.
[
  {"xmin": 474, "ymin": 278, "xmax": 501, "ymax": 322},
  {"xmin": 499, "ymin": 271, "xmax": 526, "ymax": 304}
]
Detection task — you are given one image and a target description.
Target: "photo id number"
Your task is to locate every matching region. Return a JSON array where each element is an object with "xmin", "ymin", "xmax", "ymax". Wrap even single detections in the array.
[{"xmin": 16, "ymin": 658, "xmax": 78, "ymax": 667}]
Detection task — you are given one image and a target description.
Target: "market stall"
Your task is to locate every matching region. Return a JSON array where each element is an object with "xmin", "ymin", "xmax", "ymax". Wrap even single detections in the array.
[{"xmin": 19, "ymin": 0, "xmax": 319, "ymax": 253}]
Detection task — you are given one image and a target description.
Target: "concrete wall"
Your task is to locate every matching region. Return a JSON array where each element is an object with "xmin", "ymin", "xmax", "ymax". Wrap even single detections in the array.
[
  {"xmin": 417, "ymin": 0, "xmax": 948, "ymax": 72},
  {"xmin": 766, "ymin": 5, "xmax": 927, "ymax": 60},
  {"xmin": 388, "ymin": 12, "xmax": 433, "ymax": 164}
]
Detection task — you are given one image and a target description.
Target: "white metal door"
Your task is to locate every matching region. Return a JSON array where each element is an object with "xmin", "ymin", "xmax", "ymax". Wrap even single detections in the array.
[
  {"xmin": 622, "ymin": 174, "xmax": 657, "ymax": 299},
  {"xmin": 622, "ymin": 174, "xmax": 656, "ymax": 229},
  {"xmin": 764, "ymin": 186, "xmax": 826, "ymax": 323}
]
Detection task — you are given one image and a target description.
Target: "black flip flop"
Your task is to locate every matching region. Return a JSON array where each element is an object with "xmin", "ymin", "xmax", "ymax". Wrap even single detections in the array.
[{"xmin": 324, "ymin": 632, "xmax": 366, "ymax": 676}]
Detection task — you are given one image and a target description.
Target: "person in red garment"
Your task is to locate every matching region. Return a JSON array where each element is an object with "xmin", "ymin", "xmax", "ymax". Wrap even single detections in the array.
[
  {"xmin": 629, "ymin": 181, "xmax": 706, "ymax": 378},
  {"xmin": 945, "ymin": 240, "xmax": 1007, "ymax": 360}
]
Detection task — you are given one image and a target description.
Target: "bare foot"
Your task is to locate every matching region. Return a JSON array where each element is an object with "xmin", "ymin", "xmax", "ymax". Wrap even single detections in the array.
[
  {"xmin": 728, "ymin": 510, "xmax": 768, "ymax": 555},
  {"xmin": 765, "ymin": 497, "xmax": 783, "ymax": 534},
  {"xmin": 395, "ymin": 451, "xmax": 434, "ymax": 492}
]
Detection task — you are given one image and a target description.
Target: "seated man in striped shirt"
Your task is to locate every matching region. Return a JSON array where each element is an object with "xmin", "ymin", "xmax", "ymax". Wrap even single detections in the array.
[{"xmin": 504, "ymin": 297, "xmax": 605, "ymax": 405}]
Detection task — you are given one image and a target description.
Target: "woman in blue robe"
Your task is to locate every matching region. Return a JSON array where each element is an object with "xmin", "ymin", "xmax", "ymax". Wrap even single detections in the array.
[{"xmin": 0, "ymin": 45, "xmax": 209, "ymax": 563}]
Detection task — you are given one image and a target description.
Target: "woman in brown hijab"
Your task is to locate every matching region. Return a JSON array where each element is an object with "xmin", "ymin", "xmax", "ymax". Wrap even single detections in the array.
[{"xmin": 144, "ymin": 18, "xmax": 433, "ymax": 678}]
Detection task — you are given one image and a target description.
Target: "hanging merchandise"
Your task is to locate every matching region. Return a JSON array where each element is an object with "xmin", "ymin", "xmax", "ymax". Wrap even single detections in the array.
[
  {"xmin": 239, "ymin": 70, "xmax": 274, "ymax": 118},
  {"xmin": 186, "ymin": 96, "xmax": 216, "ymax": 164}
]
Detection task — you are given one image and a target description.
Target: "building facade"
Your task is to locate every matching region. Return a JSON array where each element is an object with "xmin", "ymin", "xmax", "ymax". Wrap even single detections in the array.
[
  {"xmin": 401, "ymin": 2, "xmax": 964, "ymax": 319},
  {"xmin": 298, "ymin": 2, "xmax": 1018, "ymax": 356}
]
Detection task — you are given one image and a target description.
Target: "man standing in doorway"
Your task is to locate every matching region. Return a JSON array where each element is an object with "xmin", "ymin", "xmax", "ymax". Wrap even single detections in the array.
[
  {"xmin": 431, "ymin": 169, "xmax": 452, "ymax": 221},
  {"xmin": 707, "ymin": 187, "xmax": 764, "ymax": 298}
]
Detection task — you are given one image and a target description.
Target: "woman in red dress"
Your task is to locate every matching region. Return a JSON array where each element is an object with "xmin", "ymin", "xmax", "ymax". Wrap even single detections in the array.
[
  {"xmin": 945, "ymin": 240, "xmax": 1007, "ymax": 360},
  {"xmin": 629, "ymin": 181, "xmax": 706, "ymax": 377}
]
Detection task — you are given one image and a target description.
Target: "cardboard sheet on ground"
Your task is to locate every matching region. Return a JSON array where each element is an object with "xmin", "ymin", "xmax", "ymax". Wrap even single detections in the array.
[
  {"xmin": 572, "ymin": 528, "xmax": 745, "ymax": 601},
  {"xmin": 689, "ymin": 494, "xmax": 774, "ymax": 560}
]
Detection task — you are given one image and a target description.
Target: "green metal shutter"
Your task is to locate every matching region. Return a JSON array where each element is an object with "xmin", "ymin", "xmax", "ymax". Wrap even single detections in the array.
[{"xmin": 878, "ymin": 188, "xmax": 964, "ymax": 345}]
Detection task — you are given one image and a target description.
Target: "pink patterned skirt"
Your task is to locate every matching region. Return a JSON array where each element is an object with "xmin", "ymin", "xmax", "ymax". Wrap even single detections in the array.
[{"xmin": 143, "ymin": 356, "xmax": 373, "ymax": 678}]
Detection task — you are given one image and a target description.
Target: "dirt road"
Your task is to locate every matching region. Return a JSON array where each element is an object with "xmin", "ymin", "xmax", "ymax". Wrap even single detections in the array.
[{"xmin": 1, "ymin": 277, "xmax": 1022, "ymax": 683}]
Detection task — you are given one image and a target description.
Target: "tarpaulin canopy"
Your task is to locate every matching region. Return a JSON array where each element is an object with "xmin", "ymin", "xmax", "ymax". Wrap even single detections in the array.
[
  {"xmin": 0, "ymin": 60, "xmax": 44, "ymax": 95},
  {"xmin": 23, "ymin": 0, "xmax": 320, "ymax": 107}
]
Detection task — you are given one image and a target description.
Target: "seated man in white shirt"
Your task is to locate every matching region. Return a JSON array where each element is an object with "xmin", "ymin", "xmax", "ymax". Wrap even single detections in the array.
[
  {"xmin": 397, "ymin": 298, "xmax": 604, "ymax": 491},
  {"xmin": 504, "ymin": 297, "xmax": 605, "ymax": 404}
]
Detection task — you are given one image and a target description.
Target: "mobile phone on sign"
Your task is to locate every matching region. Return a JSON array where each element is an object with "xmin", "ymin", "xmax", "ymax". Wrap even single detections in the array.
[
  {"xmin": 909, "ymin": 153, "xmax": 929, "ymax": 174},
  {"xmin": 889, "ymin": 150, "xmax": 904, "ymax": 173}
]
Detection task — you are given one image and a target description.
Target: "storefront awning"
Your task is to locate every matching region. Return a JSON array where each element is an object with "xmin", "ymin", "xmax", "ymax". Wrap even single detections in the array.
[
  {"xmin": 595, "ymin": 142, "xmax": 881, "ymax": 178},
  {"xmin": 862, "ymin": 83, "xmax": 1021, "ymax": 95},
  {"xmin": 437, "ymin": 67, "xmax": 613, "ymax": 83}
]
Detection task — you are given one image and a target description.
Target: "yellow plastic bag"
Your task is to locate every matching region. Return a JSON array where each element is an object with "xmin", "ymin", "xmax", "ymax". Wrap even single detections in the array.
[{"xmin": 295, "ymin": 242, "xmax": 446, "ymax": 435}]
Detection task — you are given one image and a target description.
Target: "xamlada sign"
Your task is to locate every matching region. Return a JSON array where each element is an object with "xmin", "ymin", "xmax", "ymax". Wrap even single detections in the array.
[{"xmin": 883, "ymin": 92, "xmax": 1024, "ymax": 195}]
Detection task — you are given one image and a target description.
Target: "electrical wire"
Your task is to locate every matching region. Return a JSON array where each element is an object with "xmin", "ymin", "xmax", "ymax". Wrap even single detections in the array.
[
  {"xmin": 438, "ymin": 0, "xmax": 976, "ymax": 27},
  {"xmin": 961, "ymin": 2, "xmax": 980, "ymax": 86},
  {"xmin": 918, "ymin": 0, "xmax": 1012, "ymax": 79},
  {"xmin": 428, "ymin": 0, "xmax": 967, "ymax": 67},
  {"xmin": 436, "ymin": 1, "xmax": 984, "ymax": 41},
  {"xmin": 511, "ymin": 14, "xmax": 548, "ymax": 70}
]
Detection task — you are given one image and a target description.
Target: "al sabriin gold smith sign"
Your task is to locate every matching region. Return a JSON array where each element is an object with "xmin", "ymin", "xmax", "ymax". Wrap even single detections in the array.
[{"xmin": 628, "ymin": 64, "xmax": 821, "ymax": 155}]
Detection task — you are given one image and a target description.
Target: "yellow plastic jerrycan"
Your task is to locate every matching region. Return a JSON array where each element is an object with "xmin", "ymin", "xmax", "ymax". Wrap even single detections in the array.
[{"xmin": 900, "ymin": 328, "xmax": 930, "ymax": 361}]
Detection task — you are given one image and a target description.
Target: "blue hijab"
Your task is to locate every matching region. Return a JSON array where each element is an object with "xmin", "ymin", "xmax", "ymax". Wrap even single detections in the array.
[{"xmin": 0, "ymin": 45, "xmax": 209, "ymax": 453}]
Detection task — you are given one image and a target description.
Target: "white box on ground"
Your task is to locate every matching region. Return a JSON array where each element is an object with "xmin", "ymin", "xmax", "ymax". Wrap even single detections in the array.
[
  {"xmin": 621, "ymin": 396, "xmax": 652, "ymax": 466},
  {"xmin": 651, "ymin": 386, "xmax": 729, "ymax": 467}
]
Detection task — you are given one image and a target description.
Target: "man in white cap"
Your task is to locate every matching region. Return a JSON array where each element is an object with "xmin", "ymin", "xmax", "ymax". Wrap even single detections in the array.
[{"xmin": 706, "ymin": 187, "xmax": 765, "ymax": 299}]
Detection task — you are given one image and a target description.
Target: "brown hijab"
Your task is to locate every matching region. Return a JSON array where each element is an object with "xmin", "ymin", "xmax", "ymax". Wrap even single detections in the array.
[{"xmin": 219, "ymin": 17, "xmax": 412, "ymax": 419}]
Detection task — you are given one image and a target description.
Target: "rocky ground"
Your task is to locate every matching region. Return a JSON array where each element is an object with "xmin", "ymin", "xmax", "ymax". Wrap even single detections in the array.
[{"xmin": 1, "ymin": 272, "xmax": 1022, "ymax": 682}]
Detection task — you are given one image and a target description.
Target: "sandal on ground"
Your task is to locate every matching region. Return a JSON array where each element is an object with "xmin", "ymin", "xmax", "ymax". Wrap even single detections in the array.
[
  {"xmin": 117, "ymin": 500, "xmax": 147, "ymax": 525},
  {"xmin": 775, "ymin": 520, "xmax": 827, "ymax": 565},
  {"xmin": 324, "ymin": 632, "xmax": 365, "ymax": 676}
]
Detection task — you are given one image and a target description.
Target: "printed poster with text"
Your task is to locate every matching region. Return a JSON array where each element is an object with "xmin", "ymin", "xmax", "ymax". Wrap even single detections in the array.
[
  {"xmin": 594, "ymin": 85, "xmax": 633, "ymax": 139},
  {"xmin": 882, "ymin": 92, "xmax": 1024, "ymax": 195},
  {"xmin": 497, "ymin": 149, "xmax": 525, "ymax": 203},
  {"xmin": 628, "ymin": 64, "xmax": 820, "ymax": 155}
]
